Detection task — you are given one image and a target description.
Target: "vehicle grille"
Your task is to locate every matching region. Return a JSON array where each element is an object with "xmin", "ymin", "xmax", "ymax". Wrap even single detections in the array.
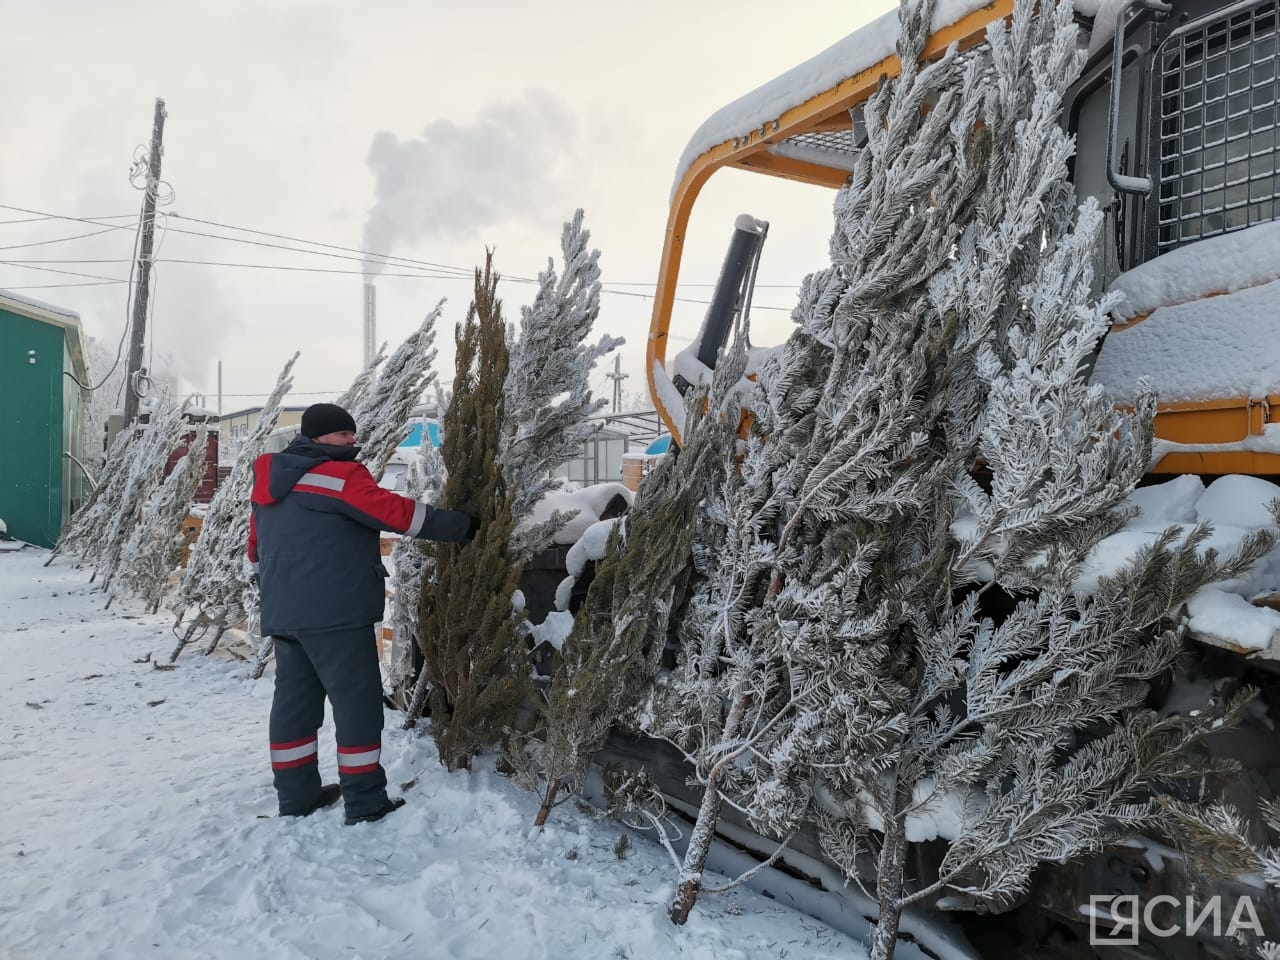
[{"xmin": 1156, "ymin": 0, "xmax": 1279, "ymax": 251}]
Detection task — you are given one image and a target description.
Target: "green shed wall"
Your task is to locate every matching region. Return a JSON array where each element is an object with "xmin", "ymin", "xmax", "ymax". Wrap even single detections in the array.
[{"xmin": 0, "ymin": 310, "xmax": 70, "ymax": 547}]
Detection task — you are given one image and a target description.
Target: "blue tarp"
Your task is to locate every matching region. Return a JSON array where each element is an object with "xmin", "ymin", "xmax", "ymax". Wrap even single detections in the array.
[
  {"xmin": 645, "ymin": 435, "xmax": 672, "ymax": 455},
  {"xmin": 399, "ymin": 421, "xmax": 442, "ymax": 449}
]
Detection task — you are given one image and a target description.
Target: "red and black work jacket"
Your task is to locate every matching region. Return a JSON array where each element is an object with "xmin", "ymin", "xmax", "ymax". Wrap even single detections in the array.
[{"xmin": 248, "ymin": 436, "xmax": 468, "ymax": 636}]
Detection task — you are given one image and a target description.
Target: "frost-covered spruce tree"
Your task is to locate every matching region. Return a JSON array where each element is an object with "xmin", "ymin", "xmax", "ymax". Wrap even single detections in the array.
[
  {"xmin": 45, "ymin": 425, "xmax": 136, "ymax": 568},
  {"xmin": 650, "ymin": 1, "xmax": 1273, "ymax": 956},
  {"xmin": 97, "ymin": 396, "xmax": 188, "ymax": 599},
  {"xmin": 500, "ymin": 209, "xmax": 622, "ymax": 556},
  {"xmin": 170, "ymin": 353, "xmax": 298, "ymax": 659},
  {"xmin": 351, "ymin": 302, "xmax": 441, "ymax": 480},
  {"xmin": 525, "ymin": 354, "xmax": 733, "ymax": 827},
  {"xmin": 111, "ymin": 424, "xmax": 207, "ymax": 613},
  {"xmin": 387, "ymin": 432, "xmax": 446, "ymax": 702},
  {"xmin": 415, "ymin": 254, "xmax": 526, "ymax": 770},
  {"xmin": 650, "ymin": 0, "xmax": 997, "ymax": 923}
]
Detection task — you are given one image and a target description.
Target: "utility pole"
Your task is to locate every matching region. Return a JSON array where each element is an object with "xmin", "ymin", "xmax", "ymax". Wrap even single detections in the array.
[
  {"xmin": 606, "ymin": 354, "xmax": 629, "ymax": 414},
  {"xmin": 122, "ymin": 97, "xmax": 167, "ymax": 426}
]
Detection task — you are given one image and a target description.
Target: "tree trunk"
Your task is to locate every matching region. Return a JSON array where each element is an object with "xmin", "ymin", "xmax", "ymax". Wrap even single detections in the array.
[
  {"xmin": 250, "ymin": 635, "xmax": 274, "ymax": 680},
  {"xmin": 534, "ymin": 777, "xmax": 561, "ymax": 827},
  {"xmin": 401, "ymin": 666, "xmax": 431, "ymax": 729},
  {"xmin": 669, "ymin": 692, "xmax": 751, "ymax": 925},
  {"xmin": 169, "ymin": 621, "xmax": 199, "ymax": 663},
  {"xmin": 201, "ymin": 625, "xmax": 227, "ymax": 656},
  {"xmin": 669, "ymin": 774, "xmax": 725, "ymax": 924},
  {"xmin": 868, "ymin": 779, "xmax": 911, "ymax": 960}
]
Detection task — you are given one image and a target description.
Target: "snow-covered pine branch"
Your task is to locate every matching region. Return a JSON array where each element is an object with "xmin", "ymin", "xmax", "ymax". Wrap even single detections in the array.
[
  {"xmin": 170, "ymin": 353, "xmax": 298, "ymax": 658},
  {"xmin": 501, "ymin": 209, "xmax": 622, "ymax": 555},
  {"xmin": 352, "ymin": 302, "xmax": 441, "ymax": 480},
  {"xmin": 110, "ymin": 423, "xmax": 207, "ymax": 614}
]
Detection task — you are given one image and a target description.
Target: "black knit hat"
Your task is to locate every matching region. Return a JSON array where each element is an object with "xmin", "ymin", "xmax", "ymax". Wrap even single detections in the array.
[{"xmin": 300, "ymin": 403, "xmax": 357, "ymax": 439}]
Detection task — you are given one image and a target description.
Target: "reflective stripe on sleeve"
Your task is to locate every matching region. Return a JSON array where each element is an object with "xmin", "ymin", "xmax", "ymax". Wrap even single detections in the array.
[
  {"xmin": 337, "ymin": 742, "xmax": 381, "ymax": 775},
  {"xmin": 407, "ymin": 501, "xmax": 427, "ymax": 536},
  {"xmin": 270, "ymin": 735, "xmax": 318, "ymax": 769},
  {"xmin": 297, "ymin": 471, "xmax": 346, "ymax": 492}
]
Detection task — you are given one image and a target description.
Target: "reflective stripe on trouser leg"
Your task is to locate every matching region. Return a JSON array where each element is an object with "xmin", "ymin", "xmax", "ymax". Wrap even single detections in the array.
[
  {"xmin": 338, "ymin": 743, "xmax": 381, "ymax": 775},
  {"xmin": 269, "ymin": 635, "xmax": 326, "ymax": 815},
  {"xmin": 294, "ymin": 625, "xmax": 389, "ymax": 819}
]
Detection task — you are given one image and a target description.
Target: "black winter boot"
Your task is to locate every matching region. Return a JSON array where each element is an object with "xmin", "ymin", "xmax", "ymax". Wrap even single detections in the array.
[
  {"xmin": 281, "ymin": 783, "xmax": 342, "ymax": 818},
  {"xmin": 344, "ymin": 796, "xmax": 405, "ymax": 826}
]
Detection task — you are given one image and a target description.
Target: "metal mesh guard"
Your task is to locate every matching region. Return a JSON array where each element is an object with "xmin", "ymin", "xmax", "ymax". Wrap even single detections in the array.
[
  {"xmin": 1157, "ymin": 0, "xmax": 1280, "ymax": 251},
  {"xmin": 785, "ymin": 129, "xmax": 863, "ymax": 157}
]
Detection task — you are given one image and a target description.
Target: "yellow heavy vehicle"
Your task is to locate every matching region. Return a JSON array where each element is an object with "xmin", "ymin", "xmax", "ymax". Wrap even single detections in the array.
[{"xmin": 635, "ymin": 0, "xmax": 1280, "ymax": 956}]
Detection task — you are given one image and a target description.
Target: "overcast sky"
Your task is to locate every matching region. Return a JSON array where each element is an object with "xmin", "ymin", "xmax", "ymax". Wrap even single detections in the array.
[{"xmin": 2, "ymin": 0, "xmax": 897, "ymax": 414}]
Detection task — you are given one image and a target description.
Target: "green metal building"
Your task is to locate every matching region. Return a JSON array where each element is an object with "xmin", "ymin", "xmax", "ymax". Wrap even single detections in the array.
[{"xmin": 0, "ymin": 289, "xmax": 91, "ymax": 548}]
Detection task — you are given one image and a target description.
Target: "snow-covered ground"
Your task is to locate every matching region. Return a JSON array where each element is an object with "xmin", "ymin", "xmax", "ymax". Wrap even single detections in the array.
[{"xmin": 0, "ymin": 547, "xmax": 867, "ymax": 960}]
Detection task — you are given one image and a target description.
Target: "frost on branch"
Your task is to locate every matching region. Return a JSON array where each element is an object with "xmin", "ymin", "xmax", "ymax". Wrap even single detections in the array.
[
  {"xmin": 351, "ymin": 303, "xmax": 441, "ymax": 481},
  {"xmin": 386, "ymin": 431, "xmax": 446, "ymax": 697},
  {"xmin": 96, "ymin": 396, "xmax": 188, "ymax": 599},
  {"xmin": 500, "ymin": 209, "xmax": 622, "ymax": 557},
  {"xmin": 171, "ymin": 353, "xmax": 298, "ymax": 658},
  {"xmin": 111, "ymin": 423, "xmax": 207, "ymax": 613},
  {"xmin": 335, "ymin": 341, "xmax": 386, "ymax": 415},
  {"xmin": 47, "ymin": 424, "xmax": 136, "ymax": 568}
]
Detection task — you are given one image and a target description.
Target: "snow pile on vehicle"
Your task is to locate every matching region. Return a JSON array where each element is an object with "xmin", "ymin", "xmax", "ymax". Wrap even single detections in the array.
[{"xmin": 1078, "ymin": 475, "xmax": 1280, "ymax": 652}]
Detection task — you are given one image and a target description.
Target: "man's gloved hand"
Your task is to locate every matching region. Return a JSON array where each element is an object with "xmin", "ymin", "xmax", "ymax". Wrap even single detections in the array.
[{"xmin": 420, "ymin": 506, "xmax": 481, "ymax": 543}]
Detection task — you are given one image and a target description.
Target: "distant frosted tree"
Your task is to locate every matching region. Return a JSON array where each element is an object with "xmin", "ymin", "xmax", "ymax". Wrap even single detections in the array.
[
  {"xmin": 413, "ymin": 254, "xmax": 526, "ymax": 769},
  {"xmin": 501, "ymin": 209, "xmax": 622, "ymax": 555},
  {"xmin": 650, "ymin": 2, "xmax": 1272, "ymax": 954},
  {"xmin": 97, "ymin": 396, "xmax": 187, "ymax": 599},
  {"xmin": 46, "ymin": 425, "xmax": 135, "ymax": 568},
  {"xmin": 170, "ymin": 353, "xmax": 298, "ymax": 659},
  {"xmin": 352, "ymin": 302, "xmax": 441, "ymax": 480},
  {"xmin": 111, "ymin": 424, "xmax": 207, "ymax": 613}
]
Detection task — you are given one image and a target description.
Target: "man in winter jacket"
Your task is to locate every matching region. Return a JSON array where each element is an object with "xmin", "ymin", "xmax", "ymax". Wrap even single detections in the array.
[{"xmin": 249, "ymin": 402, "xmax": 473, "ymax": 824}]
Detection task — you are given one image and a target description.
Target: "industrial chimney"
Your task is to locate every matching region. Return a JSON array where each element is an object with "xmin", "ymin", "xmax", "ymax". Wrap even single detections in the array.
[{"xmin": 363, "ymin": 283, "xmax": 377, "ymax": 368}]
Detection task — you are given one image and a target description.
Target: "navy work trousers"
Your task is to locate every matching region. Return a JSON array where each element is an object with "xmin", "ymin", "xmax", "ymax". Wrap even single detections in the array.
[{"xmin": 268, "ymin": 625, "xmax": 389, "ymax": 818}]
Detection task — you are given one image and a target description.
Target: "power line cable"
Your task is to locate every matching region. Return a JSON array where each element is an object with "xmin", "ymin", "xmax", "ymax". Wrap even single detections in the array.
[
  {"xmin": 0, "ymin": 203, "xmax": 800, "ymax": 311},
  {"xmin": 0, "ymin": 202, "xmax": 463, "ymax": 277},
  {"xmin": 169, "ymin": 212, "xmax": 475, "ymax": 275},
  {"xmin": 0, "ymin": 213, "xmax": 136, "ymax": 225},
  {"xmin": 0, "ymin": 260, "xmax": 130, "ymax": 283},
  {"xmin": 0, "ymin": 280, "xmax": 127, "ymax": 290},
  {"xmin": 0, "ymin": 227, "xmax": 129, "ymax": 250},
  {"xmin": 0, "ymin": 202, "xmax": 804, "ymax": 295}
]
